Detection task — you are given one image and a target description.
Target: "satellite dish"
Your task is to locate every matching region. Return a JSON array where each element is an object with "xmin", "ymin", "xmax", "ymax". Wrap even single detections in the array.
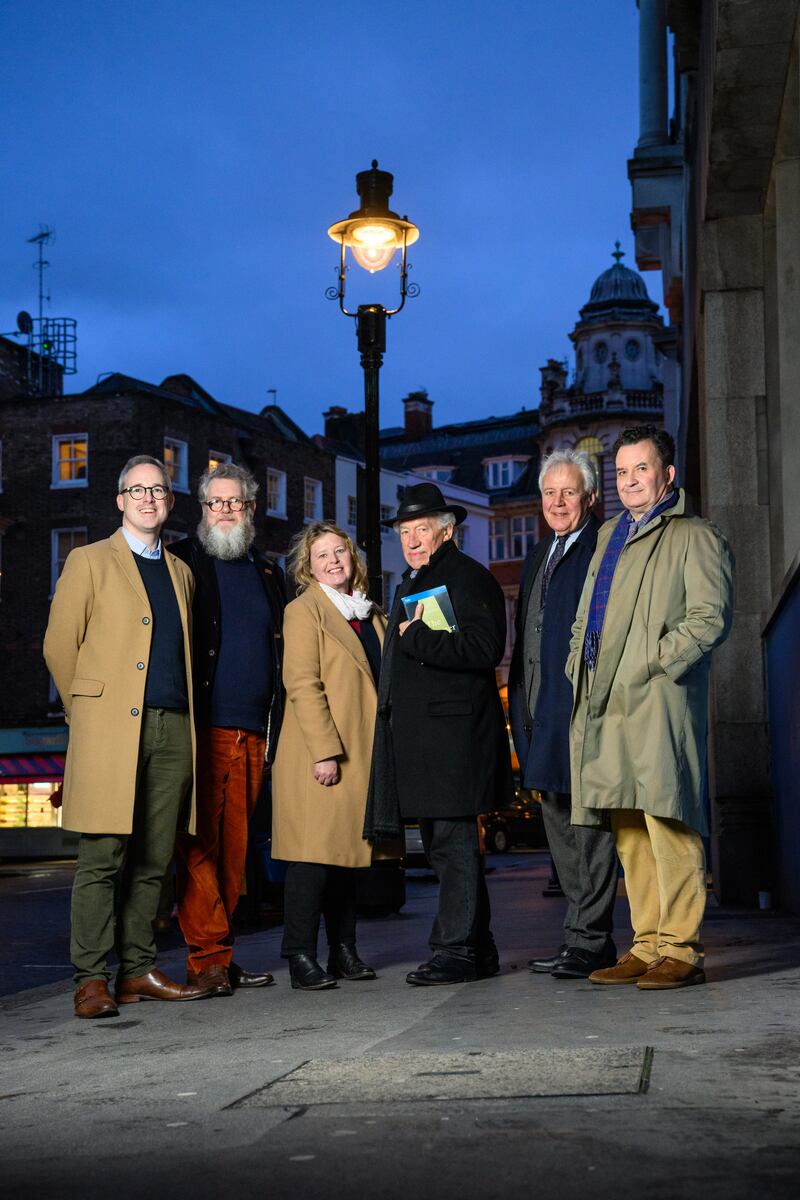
[{"xmin": 17, "ymin": 311, "xmax": 33, "ymax": 334}]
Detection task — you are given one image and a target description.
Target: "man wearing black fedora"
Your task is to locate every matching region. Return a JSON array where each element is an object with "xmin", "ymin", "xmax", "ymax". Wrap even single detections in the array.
[{"xmin": 364, "ymin": 483, "xmax": 512, "ymax": 985}]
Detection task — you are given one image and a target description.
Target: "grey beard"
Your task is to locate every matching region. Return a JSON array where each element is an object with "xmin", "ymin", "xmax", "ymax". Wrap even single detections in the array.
[{"xmin": 198, "ymin": 516, "xmax": 256, "ymax": 560}]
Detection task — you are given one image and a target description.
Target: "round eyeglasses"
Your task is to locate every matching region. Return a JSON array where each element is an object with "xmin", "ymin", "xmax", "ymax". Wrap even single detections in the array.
[
  {"xmin": 121, "ymin": 485, "xmax": 171, "ymax": 500},
  {"xmin": 203, "ymin": 497, "xmax": 249, "ymax": 512}
]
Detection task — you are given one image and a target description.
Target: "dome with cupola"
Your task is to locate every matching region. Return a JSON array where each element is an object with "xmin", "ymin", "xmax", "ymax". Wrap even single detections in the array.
[{"xmin": 579, "ymin": 242, "xmax": 660, "ymax": 322}]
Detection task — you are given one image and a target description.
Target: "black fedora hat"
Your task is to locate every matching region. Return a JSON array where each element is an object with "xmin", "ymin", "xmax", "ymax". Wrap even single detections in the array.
[{"xmin": 382, "ymin": 481, "xmax": 467, "ymax": 527}]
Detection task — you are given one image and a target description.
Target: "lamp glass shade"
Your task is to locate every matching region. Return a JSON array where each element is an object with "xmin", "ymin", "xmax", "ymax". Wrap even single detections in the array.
[{"xmin": 328, "ymin": 212, "xmax": 419, "ymax": 274}]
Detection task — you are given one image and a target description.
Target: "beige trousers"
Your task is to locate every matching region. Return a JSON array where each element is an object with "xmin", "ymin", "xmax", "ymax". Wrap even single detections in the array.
[{"xmin": 611, "ymin": 810, "xmax": 707, "ymax": 966}]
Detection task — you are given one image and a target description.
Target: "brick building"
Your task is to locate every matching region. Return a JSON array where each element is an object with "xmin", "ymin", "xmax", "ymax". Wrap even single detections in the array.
[{"xmin": 0, "ymin": 347, "xmax": 334, "ymax": 852}]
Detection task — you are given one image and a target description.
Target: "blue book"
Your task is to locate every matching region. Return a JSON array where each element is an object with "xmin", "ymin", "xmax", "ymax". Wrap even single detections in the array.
[{"xmin": 401, "ymin": 584, "xmax": 458, "ymax": 633}]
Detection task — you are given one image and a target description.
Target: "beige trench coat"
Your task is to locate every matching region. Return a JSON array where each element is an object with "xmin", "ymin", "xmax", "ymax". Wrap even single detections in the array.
[
  {"xmin": 271, "ymin": 585, "xmax": 386, "ymax": 868},
  {"xmin": 43, "ymin": 528, "xmax": 197, "ymax": 835},
  {"xmin": 567, "ymin": 491, "xmax": 734, "ymax": 835}
]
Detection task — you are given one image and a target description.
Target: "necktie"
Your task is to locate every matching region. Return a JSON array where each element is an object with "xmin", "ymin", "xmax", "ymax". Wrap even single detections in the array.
[{"xmin": 540, "ymin": 535, "xmax": 567, "ymax": 607}]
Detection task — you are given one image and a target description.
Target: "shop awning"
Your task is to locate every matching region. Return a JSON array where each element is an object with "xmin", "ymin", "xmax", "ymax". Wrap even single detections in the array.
[{"xmin": 0, "ymin": 754, "xmax": 66, "ymax": 784}]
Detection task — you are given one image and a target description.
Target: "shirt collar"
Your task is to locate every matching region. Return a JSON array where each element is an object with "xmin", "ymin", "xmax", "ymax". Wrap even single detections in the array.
[
  {"xmin": 626, "ymin": 489, "xmax": 679, "ymax": 539},
  {"xmin": 121, "ymin": 526, "xmax": 162, "ymax": 559}
]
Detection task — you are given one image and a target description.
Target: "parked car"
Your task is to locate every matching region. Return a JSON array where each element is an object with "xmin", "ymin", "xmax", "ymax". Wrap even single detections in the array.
[{"xmin": 482, "ymin": 789, "xmax": 548, "ymax": 854}]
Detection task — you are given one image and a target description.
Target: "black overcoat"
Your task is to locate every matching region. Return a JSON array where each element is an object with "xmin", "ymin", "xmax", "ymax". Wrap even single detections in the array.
[
  {"xmin": 168, "ymin": 537, "xmax": 286, "ymax": 763},
  {"xmin": 373, "ymin": 539, "xmax": 511, "ymax": 821},
  {"xmin": 508, "ymin": 514, "xmax": 598, "ymax": 795}
]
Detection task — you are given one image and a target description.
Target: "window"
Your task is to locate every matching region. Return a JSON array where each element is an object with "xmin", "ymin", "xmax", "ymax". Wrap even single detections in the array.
[
  {"xmin": 266, "ymin": 469, "xmax": 287, "ymax": 518},
  {"xmin": 304, "ymin": 477, "xmax": 323, "ymax": 523},
  {"xmin": 452, "ymin": 523, "xmax": 466, "ymax": 551},
  {"xmin": 484, "ymin": 458, "xmax": 527, "ymax": 490},
  {"xmin": 163, "ymin": 437, "xmax": 189, "ymax": 492},
  {"xmin": 380, "ymin": 504, "xmax": 393, "ymax": 525},
  {"xmin": 382, "ymin": 571, "xmax": 394, "ymax": 608},
  {"xmin": 208, "ymin": 450, "xmax": 232, "ymax": 472},
  {"xmin": 489, "ymin": 518, "xmax": 507, "ymax": 561},
  {"xmin": 347, "ymin": 495, "xmax": 358, "ymax": 527},
  {"xmin": 51, "ymin": 528, "xmax": 88, "ymax": 595},
  {"xmin": 51, "ymin": 434, "xmax": 88, "ymax": 488},
  {"xmin": 511, "ymin": 515, "xmax": 537, "ymax": 559},
  {"xmin": 574, "ymin": 435, "xmax": 605, "ymax": 498},
  {"xmin": 414, "ymin": 466, "xmax": 453, "ymax": 483}
]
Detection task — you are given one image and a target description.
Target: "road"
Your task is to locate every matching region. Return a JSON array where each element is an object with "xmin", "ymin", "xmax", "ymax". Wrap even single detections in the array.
[{"xmin": 2, "ymin": 853, "xmax": 800, "ymax": 1199}]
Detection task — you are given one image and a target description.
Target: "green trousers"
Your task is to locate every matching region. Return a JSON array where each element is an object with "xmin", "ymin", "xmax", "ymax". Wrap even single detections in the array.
[{"xmin": 70, "ymin": 708, "xmax": 192, "ymax": 985}]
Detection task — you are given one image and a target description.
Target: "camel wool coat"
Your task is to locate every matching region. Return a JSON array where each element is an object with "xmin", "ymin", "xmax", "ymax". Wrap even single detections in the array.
[
  {"xmin": 271, "ymin": 584, "xmax": 386, "ymax": 868},
  {"xmin": 43, "ymin": 527, "xmax": 197, "ymax": 835},
  {"xmin": 567, "ymin": 490, "xmax": 734, "ymax": 835}
]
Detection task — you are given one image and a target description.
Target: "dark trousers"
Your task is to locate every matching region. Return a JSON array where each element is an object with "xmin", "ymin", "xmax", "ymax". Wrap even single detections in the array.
[
  {"xmin": 540, "ymin": 791, "xmax": 618, "ymax": 955},
  {"xmin": 418, "ymin": 817, "xmax": 493, "ymax": 964},
  {"xmin": 281, "ymin": 861, "xmax": 360, "ymax": 958},
  {"xmin": 70, "ymin": 709, "xmax": 192, "ymax": 985}
]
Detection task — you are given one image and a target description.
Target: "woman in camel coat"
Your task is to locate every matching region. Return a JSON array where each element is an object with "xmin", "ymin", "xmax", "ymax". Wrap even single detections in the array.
[{"xmin": 272, "ymin": 522, "xmax": 386, "ymax": 990}]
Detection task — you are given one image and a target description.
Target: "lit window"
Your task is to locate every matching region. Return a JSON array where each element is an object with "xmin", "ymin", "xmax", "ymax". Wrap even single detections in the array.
[
  {"xmin": 511, "ymin": 515, "xmax": 537, "ymax": 559},
  {"xmin": 266, "ymin": 469, "xmax": 287, "ymax": 518},
  {"xmin": 163, "ymin": 438, "xmax": 189, "ymax": 492},
  {"xmin": 574, "ymin": 436, "xmax": 604, "ymax": 498},
  {"xmin": 51, "ymin": 434, "xmax": 88, "ymax": 488},
  {"xmin": 347, "ymin": 495, "xmax": 358, "ymax": 526},
  {"xmin": 489, "ymin": 518, "xmax": 507, "ymax": 561},
  {"xmin": 51, "ymin": 528, "xmax": 88, "ymax": 595},
  {"xmin": 304, "ymin": 477, "xmax": 323, "ymax": 523},
  {"xmin": 208, "ymin": 450, "xmax": 232, "ymax": 472}
]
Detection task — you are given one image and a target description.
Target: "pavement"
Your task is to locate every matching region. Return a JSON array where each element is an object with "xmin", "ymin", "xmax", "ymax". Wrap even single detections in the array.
[{"xmin": 2, "ymin": 853, "xmax": 800, "ymax": 1199}]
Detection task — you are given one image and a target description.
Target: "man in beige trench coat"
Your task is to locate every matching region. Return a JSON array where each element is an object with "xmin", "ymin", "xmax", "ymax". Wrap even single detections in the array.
[
  {"xmin": 568, "ymin": 425, "xmax": 733, "ymax": 990},
  {"xmin": 44, "ymin": 455, "xmax": 213, "ymax": 1017}
]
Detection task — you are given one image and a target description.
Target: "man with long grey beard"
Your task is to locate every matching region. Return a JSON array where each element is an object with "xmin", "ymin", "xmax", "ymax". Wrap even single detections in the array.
[{"xmin": 170, "ymin": 463, "xmax": 285, "ymax": 996}]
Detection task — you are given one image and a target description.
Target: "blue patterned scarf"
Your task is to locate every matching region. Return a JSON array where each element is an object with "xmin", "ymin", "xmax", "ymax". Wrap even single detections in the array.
[{"xmin": 583, "ymin": 490, "xmax": 679, "ymax": 670}]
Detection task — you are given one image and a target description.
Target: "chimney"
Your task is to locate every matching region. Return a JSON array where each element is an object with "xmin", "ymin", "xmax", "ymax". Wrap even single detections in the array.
[
  {"xmin": 403, "ymin": 389, "xmax": 433, "ymax": 441},
  {"xmin": 323, "ymin": 405, "xmax": 366, "ymax": 452}
]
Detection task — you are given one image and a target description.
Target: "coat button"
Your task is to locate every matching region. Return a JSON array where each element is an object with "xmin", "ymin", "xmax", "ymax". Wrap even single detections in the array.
[
  {"xmin": 202, "ymin": 680, "xmax": 210, "ymax": 687},
  {"xmin": 142, "ymin": 617, "xmax": 150, "ymax": 625},
  {"xmin": 208, "ymin": 649, "xmax": 215, "ymax": 656},
  {"xmin": 136, "ymin": 662, "xmax": 145, "ymax": 670},
  {"xmin": 131, "ymin": 707, "xmax": 140, "ymax": 717}
]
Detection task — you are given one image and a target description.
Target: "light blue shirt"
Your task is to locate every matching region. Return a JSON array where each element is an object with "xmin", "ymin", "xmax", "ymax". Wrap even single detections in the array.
[
  {"xmin": 121, "ymin": 526, "xmax": 162, "ymax": 560},
  {"xmin": 544, "ymin": 517, "xmax": 590, "ymax": 567}
]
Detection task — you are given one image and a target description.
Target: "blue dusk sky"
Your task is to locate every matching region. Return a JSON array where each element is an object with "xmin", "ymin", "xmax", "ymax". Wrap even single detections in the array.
[{"xmin": 1, "ymin": 1, "xmax": 654, "ymax": 435}]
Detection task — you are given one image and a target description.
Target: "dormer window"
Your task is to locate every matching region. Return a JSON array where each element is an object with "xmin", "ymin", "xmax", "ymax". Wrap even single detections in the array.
[
  {"xmin": 483, "ymin": 457, "xmax": 529, "ymax": 490},
  {"xmin": 413, "ymin": 466, "xmax": 453, "ymax": 483}
]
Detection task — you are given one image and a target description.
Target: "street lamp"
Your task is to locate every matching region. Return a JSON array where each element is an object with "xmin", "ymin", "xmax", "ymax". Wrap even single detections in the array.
[{"xmin": 327, "ymin": 160, "xmax": 420, "ymax": 605}]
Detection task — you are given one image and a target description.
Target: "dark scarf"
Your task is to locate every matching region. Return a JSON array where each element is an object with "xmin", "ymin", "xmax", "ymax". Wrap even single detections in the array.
[{"xmin": 362, "ymin": 608, "xmax": 403, "ymax": 842}]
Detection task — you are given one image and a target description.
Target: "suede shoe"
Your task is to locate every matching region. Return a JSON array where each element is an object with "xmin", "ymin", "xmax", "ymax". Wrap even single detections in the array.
[
  {"xmin": 406, "ymin": 954, "xmax": 477, "ymax": 986},
  {"xmin": 186, "ymin": 964, "xmax": 233, "ymax": 997},
  {"xmin": 528, "ymin": 944, "xmax": 568, "ymax": 973},
  {"xmin": 74, "ymin": 979, "xmax": 119, "ymax": 1019},
  {"xmin": 588, "ymin": 951, "xmax": 650, "ymax": 985},
  {"xmin": 636, "ymin": 956, "xmax": 706, "ymax": 990},
  {"xmin": 229, "ymin": 962, "xmax": 275, "ymax": 989},
  {"xmin": 117, "ymin": 968, "xmax": 214, "ymax": 1003},
  {"xmin": 288, "ymin": 954, "xmax": 338, "ymax": 990},
  {"xmin": 551, "ymin": 946, "xmax": 617, "ymax": 979},
  {"xmin": 327, "ymin": 944, "xmax": 377, "ymax": 981}
]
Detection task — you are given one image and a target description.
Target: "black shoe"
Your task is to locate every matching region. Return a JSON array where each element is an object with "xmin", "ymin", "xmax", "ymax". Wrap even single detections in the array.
[
  {"xmin": 288, "ymin": 954, "xmax": 338, "ymax": 990},
  {"xmin": 406, "ymin": 954, "xmax": 477, "ymax": 986},
  {"xmin": 476, "ymin": 944, "xmax": 500, "ymax": 978},
  {"xmin": 327, "ymin": 944, "xmax": 377, "ymax": 981},
  {"xmin": 551, "ymin": 946, "xmax": 617, "ymax": 979},
  {"xmin": 528, "ymin": 944, "xmax": 568, "ymax": 973},
  {"xmin": 229, "ymin": 962, "xmax": 275, "ymax": 989}
]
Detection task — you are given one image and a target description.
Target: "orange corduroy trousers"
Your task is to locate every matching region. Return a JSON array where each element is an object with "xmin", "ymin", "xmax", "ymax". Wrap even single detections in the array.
[{"xmin": 177, "ymin": 727, "xmax": 266, "ymax": 973}]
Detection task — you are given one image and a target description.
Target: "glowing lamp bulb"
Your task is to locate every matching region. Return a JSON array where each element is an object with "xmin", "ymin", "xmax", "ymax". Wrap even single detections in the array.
[{"xmin": 350, "ymin": 222, "xmax": 399, "ymax": 273}]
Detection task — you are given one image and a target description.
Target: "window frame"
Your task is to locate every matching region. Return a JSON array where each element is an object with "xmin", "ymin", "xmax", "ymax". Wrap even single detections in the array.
[
  {"xmin": 303, "ymin": 477, "xmax": 323, "ymax": 524},
  {"xmin": 163, "ymin": 437, "xmax": 189, "ymax": 493},
  {"xmin": 51, "ymin": 433, "xmax": 88, "ymax": 489},
  {"xmin": 266, "ymin": 468, "xmax": 288, "ymax": 519}
]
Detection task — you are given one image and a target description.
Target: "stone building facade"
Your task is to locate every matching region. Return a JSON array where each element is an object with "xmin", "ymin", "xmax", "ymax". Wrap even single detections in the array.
[{"xmin": 628, "ymin": 0, "xmax": 800, "ymax": 909}]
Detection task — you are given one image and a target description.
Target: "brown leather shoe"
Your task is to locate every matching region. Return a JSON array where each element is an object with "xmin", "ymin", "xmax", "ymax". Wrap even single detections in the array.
[
  {"xmin": 589, "ymin": 951, "xmax": 651, "ymax": 985},
  {"xmin": 186, "ymin": 964, "xmax": 233, "ymax": 997},
  {"xmin": 117, "ymin": 968, "xmax": 214, "ymax": 1003},
  {"xmin": 74, "ymin": 979, "xmax": 119, "ymax": 1019},
  {"xmin": 636, "ymin": 955, "xmax": 706, "ymax": 990}
]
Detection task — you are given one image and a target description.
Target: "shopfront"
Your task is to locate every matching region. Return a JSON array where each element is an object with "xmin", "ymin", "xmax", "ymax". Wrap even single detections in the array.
[{"xmin": 0, "ymin": 726, "xmax": 79, "ymax": 857}]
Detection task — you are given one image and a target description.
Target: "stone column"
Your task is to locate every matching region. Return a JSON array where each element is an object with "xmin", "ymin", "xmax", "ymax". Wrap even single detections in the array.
[{"xmin": 637, "ymin": 0, "xmax": 669, "ymax": 148}]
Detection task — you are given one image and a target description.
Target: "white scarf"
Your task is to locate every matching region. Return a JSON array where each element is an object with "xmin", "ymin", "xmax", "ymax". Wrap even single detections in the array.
[{"xmin": 319, "ymin": 584, "xmax": 373, "ymax": 622}]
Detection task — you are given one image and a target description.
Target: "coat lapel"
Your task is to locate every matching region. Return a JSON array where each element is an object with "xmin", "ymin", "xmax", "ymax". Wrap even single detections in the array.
[
  {"xmin": 310, "ymin": 586, "xmax": 380, "ymax": 686},
  {"xmin": 110, "ymin": 527, "xmax": 150, "ymax": 607}
]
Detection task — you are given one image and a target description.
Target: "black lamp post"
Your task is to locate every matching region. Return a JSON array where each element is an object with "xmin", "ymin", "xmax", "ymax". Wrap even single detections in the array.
[{"xmin": 327, "ymin": 161, "xmax": 420, "ymax": 605}]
